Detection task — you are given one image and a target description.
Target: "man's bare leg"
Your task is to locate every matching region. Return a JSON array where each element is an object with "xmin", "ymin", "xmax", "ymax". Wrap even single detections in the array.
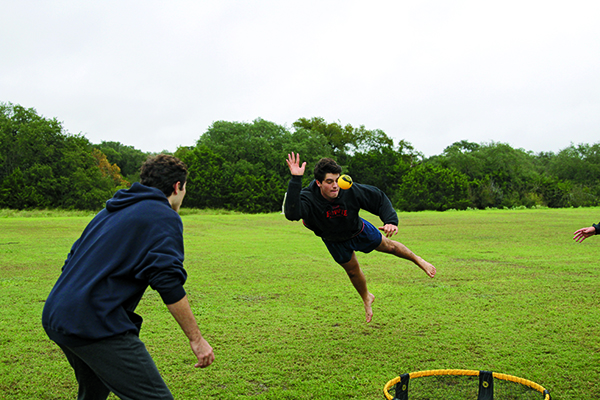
[
  {"xmin": 340, "ymin": 252, "xmax": 375, "ymax": 323},
  {"xmin": 376, "ymin": 236, "xmax": 436, "ymax": 278}
]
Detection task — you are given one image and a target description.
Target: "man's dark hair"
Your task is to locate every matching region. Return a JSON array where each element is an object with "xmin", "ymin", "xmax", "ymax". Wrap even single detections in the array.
[
  {"xmin": 313, "ymin": 158, "xmax": 342, "ymax": 182},
  {"xmin": 140, "ymin": 154, "xmax": 188, "ymax": 197}
]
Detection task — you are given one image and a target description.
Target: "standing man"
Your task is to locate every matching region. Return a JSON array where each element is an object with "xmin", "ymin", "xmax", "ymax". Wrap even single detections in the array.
[
  {"xmin": 284, "ymin": 152, "xmax": 436, "ymax": 323},
  {"xmin": 42, "ymin": 154, "xmax": 214, "ymax": 400}
]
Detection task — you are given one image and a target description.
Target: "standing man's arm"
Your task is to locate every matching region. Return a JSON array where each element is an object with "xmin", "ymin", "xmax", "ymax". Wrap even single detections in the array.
[{"xmin": 166, "ymin": 295, "xmax": 215, "ymax": 368}]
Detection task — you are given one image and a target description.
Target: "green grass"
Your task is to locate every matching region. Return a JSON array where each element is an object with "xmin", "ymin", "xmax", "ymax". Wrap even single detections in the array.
[{"xmin": 1, "ymin": 208, "xmax": 599, "ymax": 399}]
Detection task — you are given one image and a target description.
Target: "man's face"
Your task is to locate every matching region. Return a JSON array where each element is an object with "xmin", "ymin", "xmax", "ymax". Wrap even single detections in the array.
[{"xmin": 316, "ymin": 173, "xmax": 340, "ymax": 202}]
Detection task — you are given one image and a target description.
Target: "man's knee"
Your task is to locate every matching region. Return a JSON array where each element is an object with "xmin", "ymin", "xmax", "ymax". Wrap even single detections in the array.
[
  {"xmin": 376, "ymin": 237, "xmax": 396, "ymax": 253},
  {"xmin": 340, "ymin": 258, "xmax": 360, "ymax": 277}
]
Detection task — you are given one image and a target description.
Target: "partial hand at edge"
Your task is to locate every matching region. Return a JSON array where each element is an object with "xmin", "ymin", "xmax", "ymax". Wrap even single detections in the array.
[{"xmin": 573, "ymin": 226, "xmax": 596, "ymax": 243}]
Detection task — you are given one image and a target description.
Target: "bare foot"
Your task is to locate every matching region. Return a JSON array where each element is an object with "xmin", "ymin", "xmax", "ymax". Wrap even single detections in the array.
[
  {"xmin": 364, "ymin": 292, "xmax": 375, "ymax": 323},
  {"xmin": 418, "ymin": 259, "xmax": 436, "ymax": 278}
]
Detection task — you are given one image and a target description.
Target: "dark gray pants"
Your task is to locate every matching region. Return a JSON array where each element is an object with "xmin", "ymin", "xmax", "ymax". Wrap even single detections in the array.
[{"xmin": 58, "ymin": 332, "xmax": 174, "ymax": 400}]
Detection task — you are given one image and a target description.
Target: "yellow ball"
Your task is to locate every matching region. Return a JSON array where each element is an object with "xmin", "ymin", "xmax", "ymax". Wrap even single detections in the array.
[{"xmin": 338, "ymin": 174, "xmax": 353, "ymax": 190}]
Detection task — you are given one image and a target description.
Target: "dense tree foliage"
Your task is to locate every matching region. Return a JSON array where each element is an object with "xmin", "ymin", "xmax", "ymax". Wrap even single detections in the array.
[
  {"xmin": 180, "ymin": 119, "xmax": 331, "ymax": 212},
  {"xmin": 292, "ymin": 117, "xmax": 395, "ymax": 166},
  {"xmin": 93, "ymin": 141, "xmax": 148, "ymax": 182},
  {"xmin": 3, "ymin": 101, "xmax": 599, "ymax": 213},
  {"xmin": 428, "ymin": 141, "xmax": 600, "ymax": 209},
  {"xmin": 0, "ymin": 103, "xmax": 128, "ymax": 210},
  {"xmin": 346, "ymin": 141, "xmax": 418, "ymax": 196},
  {"xmin": 395, "ymin": 164, "xmax": 471, "ymax": 211}
]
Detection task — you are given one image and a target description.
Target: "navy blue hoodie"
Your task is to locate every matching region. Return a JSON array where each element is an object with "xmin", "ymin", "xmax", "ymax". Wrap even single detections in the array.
[{"xmin": 42, "ymin": 183, "xmax": 187, "ymax": 347}]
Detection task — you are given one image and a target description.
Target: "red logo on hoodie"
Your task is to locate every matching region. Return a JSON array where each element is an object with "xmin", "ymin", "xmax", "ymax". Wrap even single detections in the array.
[{"xmin": 326, "ymin": 205, "xmax": 347, "ymax": 219}]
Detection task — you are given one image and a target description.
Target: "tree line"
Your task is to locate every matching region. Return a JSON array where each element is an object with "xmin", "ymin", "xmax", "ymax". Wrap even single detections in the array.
[{"xmin": 2, "ymin": 102, "xmax": 599, "ymax": 212}]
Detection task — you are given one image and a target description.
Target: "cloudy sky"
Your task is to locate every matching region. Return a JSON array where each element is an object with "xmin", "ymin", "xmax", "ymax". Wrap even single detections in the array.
[{"xmin": 2, "ymin": 1, "xmax": 598, "ymax": 157}]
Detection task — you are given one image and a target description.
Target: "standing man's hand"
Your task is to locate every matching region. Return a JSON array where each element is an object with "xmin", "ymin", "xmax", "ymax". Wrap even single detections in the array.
[
  {"xmin": 379, "ymin": 224, "xmax": 398, "ymax": 238},
  {"xmin": 190, "ymin": 337, "xmax": 215, "ymax": 368},
  {"xmin": 573, "ymin": 226, "xmax": 596, "ymax": 243},
  {"xmin": 286, "ymin": 152, "xmax": 306, "ymax": 176}
]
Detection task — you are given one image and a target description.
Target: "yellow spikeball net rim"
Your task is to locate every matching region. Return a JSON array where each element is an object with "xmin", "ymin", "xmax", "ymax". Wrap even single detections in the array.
[{"xmin": 383, "ymin": 369, "xmax": 550, "ymax": 400}]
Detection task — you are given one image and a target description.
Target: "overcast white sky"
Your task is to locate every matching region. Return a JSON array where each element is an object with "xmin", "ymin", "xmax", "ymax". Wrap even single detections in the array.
[{"xmin": 1, "ymin": 1, "xmax": 598, "ymax": 157}]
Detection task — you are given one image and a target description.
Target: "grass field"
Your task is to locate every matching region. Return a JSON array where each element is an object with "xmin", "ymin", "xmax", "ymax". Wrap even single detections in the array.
[{"xmin": 1, "ymin": 207, "xmax": 599, "ymax": 399}]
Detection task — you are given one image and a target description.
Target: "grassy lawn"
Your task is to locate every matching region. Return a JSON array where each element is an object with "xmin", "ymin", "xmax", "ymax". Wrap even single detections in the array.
[{"xmin": 1, "ymin": 207, "xmax": 599, "ymax": 399}]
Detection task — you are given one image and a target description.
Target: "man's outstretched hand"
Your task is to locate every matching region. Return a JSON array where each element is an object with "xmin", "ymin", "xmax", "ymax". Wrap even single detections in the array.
[
  {"xmin": 379, "ymin": 224, "xmax": 398, "ymax": 238},
  {"xmin": 286, "ymin": 152, "xmax": 306, "ymax": 176}
]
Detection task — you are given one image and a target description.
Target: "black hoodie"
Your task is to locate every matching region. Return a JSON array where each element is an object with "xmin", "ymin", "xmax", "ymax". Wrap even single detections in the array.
[{"xmin": 284, "ymin": 175, "xmax": 399, "ymax": 242}]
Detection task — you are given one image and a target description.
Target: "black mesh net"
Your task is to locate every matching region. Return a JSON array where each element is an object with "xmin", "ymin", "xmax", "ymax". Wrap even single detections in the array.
[{"xmin": 385, "ymin": 371, "xmax": 549, "ymax": 400}]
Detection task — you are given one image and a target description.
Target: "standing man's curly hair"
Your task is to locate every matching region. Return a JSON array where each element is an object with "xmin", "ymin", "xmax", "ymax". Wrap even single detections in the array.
[
  {"xmin": 140, "ymin": 154, "xmax": 188, "ymax": 197},
  {"xmin": 313, "ymin": 158, "xmax": 342, "ymax": 183}
]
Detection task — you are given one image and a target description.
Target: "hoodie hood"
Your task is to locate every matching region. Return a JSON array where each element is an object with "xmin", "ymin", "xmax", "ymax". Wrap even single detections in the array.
[{"xmin": 106, "ymin": 182, "xmax": 170, "ymax": 212}]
